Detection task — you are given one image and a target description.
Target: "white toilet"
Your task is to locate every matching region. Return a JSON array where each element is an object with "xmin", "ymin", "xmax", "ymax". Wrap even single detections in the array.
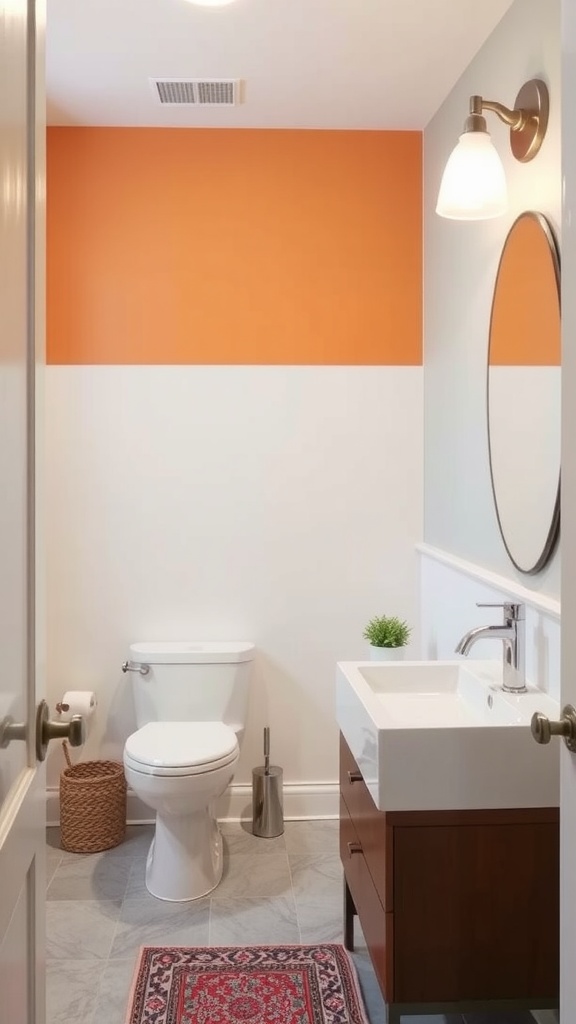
[{"xmin": 123, "ymin": 640, "xmax": 254, "ymax": 902}]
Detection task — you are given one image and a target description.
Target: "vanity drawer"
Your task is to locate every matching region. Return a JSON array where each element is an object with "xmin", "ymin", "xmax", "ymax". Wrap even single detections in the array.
[
  {"xmin": 340, "ymin": 735, "xmax": 393, "ymax": 909},
  {"xmin": 340, "ymin": 796, "xmax": 393, "ymax": 1002}
]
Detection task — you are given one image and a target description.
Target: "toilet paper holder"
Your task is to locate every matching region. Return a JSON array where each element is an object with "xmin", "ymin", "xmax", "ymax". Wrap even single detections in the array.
[
  {"xmin": 55, "ymin": 691, "xmax": 97, "ymax": 719},
  {"xmin": 122, "ymin": 660, "xmax": 150, "ymax": 676}
]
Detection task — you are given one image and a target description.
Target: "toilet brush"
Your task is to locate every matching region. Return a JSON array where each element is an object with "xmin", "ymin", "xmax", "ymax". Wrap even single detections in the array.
[{"xmin": 252, "ymin": 727, "xmax": 284, "ymax": 838}]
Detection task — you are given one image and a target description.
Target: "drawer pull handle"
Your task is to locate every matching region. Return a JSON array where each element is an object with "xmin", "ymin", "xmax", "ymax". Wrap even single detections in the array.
[
  {"xmin": 347, "ymin": 770, "xmax": 363, "ymax": 783},
  {"xmin": 347, "ymin": 841, "xmax": 362, "ymax": 856}
]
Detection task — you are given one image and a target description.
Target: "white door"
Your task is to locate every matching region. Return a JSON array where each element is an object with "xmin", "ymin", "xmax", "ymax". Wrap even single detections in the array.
[
  {"xmin": 0, "ymin": 0, "xmax": 46, "ymax": 1021},
  {"xmin": 562, "ymin": 2, "xmax": 576, "ymax": 1020}
]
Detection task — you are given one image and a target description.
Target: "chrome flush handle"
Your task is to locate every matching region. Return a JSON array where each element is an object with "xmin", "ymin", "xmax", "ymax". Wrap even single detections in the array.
[{"xmin": 122, "ymin": 660, "xmax": 150, "ymax": 676}]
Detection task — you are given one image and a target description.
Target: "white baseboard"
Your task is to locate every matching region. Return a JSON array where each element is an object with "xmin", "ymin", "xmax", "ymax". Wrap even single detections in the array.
[{"xmin": 46, "ymin": 781, "xmax": 340, "ymax": 827}]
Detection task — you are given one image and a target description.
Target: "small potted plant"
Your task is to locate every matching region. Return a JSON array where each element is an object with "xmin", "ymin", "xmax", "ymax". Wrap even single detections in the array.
[{"xmin": 363, "ymin": 614, "xmax": 412, "ymax": 661}]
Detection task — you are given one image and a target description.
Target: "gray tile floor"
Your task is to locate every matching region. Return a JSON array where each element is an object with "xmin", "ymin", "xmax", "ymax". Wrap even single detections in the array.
[{"xmin": 45, "ymin": 820, "xmax": 537, "ymax": 1024}]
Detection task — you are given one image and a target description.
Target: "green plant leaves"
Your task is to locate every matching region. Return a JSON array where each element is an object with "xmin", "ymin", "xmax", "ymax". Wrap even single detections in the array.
[{"xmin": 362, "ymin": 615, "xmax": 411, "ymax": 648}]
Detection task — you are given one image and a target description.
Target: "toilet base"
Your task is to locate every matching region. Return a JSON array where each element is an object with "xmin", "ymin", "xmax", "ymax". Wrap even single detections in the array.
[{"xmin": 145, "ymin": 807, "xmax": 223, "ymax": 902}]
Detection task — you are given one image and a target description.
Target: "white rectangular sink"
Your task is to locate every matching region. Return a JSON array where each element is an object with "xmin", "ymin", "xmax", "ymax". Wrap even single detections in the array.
[{"xmin": 336, "ymin": 659, "xmax": 560, "ymax": 812}]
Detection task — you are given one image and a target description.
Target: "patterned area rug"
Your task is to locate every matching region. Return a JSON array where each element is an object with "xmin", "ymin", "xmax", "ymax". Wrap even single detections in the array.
[{"xmin": 125, "ymin": 944, "xmax": 370, "ymax": 1024}]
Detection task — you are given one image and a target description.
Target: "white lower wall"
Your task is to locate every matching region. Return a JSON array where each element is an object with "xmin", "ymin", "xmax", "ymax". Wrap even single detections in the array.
[{"xmin": 44, "ymin": 366, "xmax": 423, "ymax": 812}]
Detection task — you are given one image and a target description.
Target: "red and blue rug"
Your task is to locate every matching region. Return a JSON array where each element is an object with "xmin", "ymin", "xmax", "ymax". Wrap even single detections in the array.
[{"xmin": 126, "ymin": 944, "xmax": 369, "ymax": 1024}]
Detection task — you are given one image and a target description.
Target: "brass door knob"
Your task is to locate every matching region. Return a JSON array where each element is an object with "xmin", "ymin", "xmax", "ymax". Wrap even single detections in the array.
[
  {"xmin": 36, "ymin": 700, "xmax": 86, "ymax": 762},
  {"xmin": 531, "ymin": 704, "xmax": 576, "ymax": 753},
  {"xmin": 0, "ymin": 716, "xmax": 27, "ymax": 749}
]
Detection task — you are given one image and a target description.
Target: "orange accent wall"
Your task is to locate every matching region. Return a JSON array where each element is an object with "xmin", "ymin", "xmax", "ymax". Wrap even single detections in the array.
[{"xmin": 47, "ymin": 128, "xmax": 422, "ymax": 365}]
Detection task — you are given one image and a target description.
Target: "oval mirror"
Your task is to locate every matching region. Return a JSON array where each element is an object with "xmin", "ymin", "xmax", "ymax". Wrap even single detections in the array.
[{"xmin": 487, "ymin": 211, "xmax": 561, "ymax": 575}]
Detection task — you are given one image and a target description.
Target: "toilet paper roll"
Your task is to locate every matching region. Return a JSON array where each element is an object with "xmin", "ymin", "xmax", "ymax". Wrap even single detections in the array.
[{"xmin": 57, "ymin": 691, "xmax": 97, "ymax": 722}]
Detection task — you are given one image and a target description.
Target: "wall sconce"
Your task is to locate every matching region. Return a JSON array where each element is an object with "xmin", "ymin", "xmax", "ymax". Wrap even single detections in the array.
[{"xmin": 436, "ymin": 78, "xmax": 549, "ymax": 221}]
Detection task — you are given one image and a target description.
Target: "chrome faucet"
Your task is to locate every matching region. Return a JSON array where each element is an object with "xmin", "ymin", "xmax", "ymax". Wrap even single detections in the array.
[{"xmin": 455, "ymin": 602, "xmax": 526, "ymax": 693}]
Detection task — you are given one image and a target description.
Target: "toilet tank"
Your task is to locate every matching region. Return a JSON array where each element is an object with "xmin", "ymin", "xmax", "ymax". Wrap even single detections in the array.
[{"xmin": 127, "ymin": 641, "xmax": 254, "ymax": 739}]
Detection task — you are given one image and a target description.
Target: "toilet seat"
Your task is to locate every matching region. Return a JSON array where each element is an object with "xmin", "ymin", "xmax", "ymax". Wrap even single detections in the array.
[{"xmin": 124, "ymin": 721, "xmax": 238, "ymax": 777}]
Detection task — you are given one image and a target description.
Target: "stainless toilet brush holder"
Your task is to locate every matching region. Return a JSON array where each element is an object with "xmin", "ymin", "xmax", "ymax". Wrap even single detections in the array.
[{"xmin": 252, "ymin": 727, "xmax": 284, "ymax": 838}]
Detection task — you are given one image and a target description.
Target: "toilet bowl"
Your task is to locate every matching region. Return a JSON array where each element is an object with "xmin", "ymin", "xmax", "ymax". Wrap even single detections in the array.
[
  {"xmin": 122, "ymin": 641, "xmax": 254, "ymax": 902},
  {"xmin": 124, "ymin": 721, "xmax": 239, "ymax": 901}
]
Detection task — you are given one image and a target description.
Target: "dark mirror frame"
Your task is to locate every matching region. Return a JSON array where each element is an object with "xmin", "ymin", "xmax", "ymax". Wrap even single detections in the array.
[{"xmin": 486, "ymin": 210, "xmax": 561, "ymax": 576}]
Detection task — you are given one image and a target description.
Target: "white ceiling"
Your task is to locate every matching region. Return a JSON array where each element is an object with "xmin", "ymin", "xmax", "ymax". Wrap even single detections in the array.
[{"xmin": 46, "ymin": 0, "xmax": 514, "ymax": 129}]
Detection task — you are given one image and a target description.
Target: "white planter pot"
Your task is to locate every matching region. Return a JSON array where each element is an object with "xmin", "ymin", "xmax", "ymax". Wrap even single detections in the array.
[{"xmin": 369, "ymin": 646, "xmax": 405, "ymax": 662}]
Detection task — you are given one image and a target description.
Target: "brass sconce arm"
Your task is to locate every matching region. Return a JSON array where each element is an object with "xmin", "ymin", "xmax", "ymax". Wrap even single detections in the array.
[
  {"xmin": 479, "ymin": 98, "xmax": 526, "ymax": 131},
  {"xmin": 463, "ymin": 80, "xmax": 549, "ymax": 162},
  {"xmin": 465, "ymin": 95, "xmax": 525, "ymax": 133}
]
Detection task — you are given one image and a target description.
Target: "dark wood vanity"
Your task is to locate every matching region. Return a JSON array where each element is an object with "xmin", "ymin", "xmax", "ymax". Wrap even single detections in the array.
[{"xmin": 340, "ymin": 734, "xmax": 559, "ymax": 1022}]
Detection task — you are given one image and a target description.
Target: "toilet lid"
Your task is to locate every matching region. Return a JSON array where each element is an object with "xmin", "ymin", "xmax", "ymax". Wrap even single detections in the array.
[{"xmin": 124, "ymin": 721, "xmax": 238, "ymax": 776}]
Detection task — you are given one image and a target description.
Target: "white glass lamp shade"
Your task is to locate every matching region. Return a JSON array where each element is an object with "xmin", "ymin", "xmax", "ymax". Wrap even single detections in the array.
[{"xmin": 436, "ymin": 131, "xmax": 508, "ymax": 220}]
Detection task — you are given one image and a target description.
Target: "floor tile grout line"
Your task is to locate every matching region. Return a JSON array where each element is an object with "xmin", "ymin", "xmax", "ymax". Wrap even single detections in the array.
[
  {"xmin": 211, "ymin": 886, "xmax": 295, "ymax": 903},
  {"xmin": 283, "ymin": 844, "xmax": 303, "ymax": 944},
  {"xmin": 102, "ymin": 887, "xmax": 128, "ymax": 962},
  {"xmin": 86, "ymin": 959, "xmax": 111, "ymax": 1024},
  {"xmin": 124, "ymin": 855, "xmax": 146, "ymax": 900},
  {"xmin": 121, "ymin": 892, "xmax": 296, "ymax": 904},
  {"xmin": 46, "ymin": 897, "xmax": 126, "ymax": 905}
]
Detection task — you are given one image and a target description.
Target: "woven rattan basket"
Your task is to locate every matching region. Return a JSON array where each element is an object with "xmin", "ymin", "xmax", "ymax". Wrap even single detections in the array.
[{"xmin": 59, "ymin": 742, "xmax": 127, "ymax": 853}]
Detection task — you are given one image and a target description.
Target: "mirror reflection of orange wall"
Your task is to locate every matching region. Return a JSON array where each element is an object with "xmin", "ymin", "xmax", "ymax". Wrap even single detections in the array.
[{"xmin": 489, "ymin": 213, "xmax": 560, "ymax": 367}]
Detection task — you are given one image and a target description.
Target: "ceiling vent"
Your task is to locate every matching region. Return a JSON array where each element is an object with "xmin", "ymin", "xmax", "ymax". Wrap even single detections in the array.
[{"xmin": 151, "ymin": 79, "xmax": 242, "ymax": 106}]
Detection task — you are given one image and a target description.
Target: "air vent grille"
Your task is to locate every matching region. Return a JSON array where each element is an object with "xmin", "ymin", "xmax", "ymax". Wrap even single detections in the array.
[{"xmin": 152, "ymin": 79, "xmax": 241, "ymax": 106}]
